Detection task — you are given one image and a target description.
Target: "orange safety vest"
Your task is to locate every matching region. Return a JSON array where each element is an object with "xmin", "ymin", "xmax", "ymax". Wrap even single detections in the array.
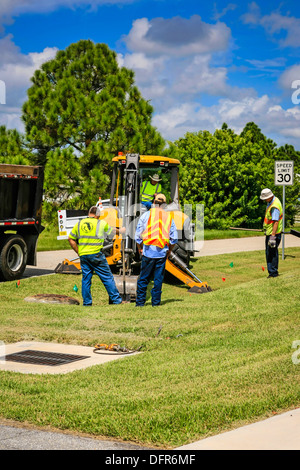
[{"xmin": 141, "ymin": 208, "xmax": 172, "ymax": 249}]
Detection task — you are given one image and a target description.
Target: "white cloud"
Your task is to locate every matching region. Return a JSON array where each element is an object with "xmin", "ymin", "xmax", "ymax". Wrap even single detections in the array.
[
  {"xmin": 0, "ymin": 34, "xmax": 57, "ymax": 128},
  {"xmin": 123, "ymin": 16, "xmax": 231, "ymax": 57},
  {"xmin": 172, "ymin": 54, "xmax": 229, "ymax": 96},
  {"xmin": 213, "ymin": 3, "xmax": 237, "ymax": 21},
  {"xmin": 152, "ymin": 94, "xmax": 300, "ymax": 148},
  {"xmin": 152, "ymin": 103, "xmax": 218, "ymax": 141},
  {"xmin": 120, "ymin": 15, "xmax": 258, "ymax": 118},
  {"xmin": 242, "ymin": 3, "xmax": 300, "ymax": 48},
  {"xmin": 278, "ymin": 64, "xmax": 300, "ymax": 90},
  {"xmin": 0, "ymin": 0, "xmax": 134, "ymax": 20}
]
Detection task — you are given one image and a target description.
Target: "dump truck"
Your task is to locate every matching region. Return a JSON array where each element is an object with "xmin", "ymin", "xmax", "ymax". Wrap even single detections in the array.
[
  {"xmin": 55, "ymin": 153, "xmax": 211, "ymax": 299},
  {"xmin": 0, "ymin": 163, "xmax": 44, "ymax": 281}
]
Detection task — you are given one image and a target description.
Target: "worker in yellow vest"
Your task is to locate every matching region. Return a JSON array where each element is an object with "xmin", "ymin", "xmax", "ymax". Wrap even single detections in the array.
[
  {"xmin": 68, "ymin": 206, "xmax": 127, "ymax": 305},
  {"xmin": 260, "ymin": 188, "xmax": 283, "ymax": 278},
  {"xmin": 140, "ymin": 174, "xmax": 162, "ymax": 210},
  {"xmin": 135, "ymin": 193, "xmax": 178, "ymax": 306}
]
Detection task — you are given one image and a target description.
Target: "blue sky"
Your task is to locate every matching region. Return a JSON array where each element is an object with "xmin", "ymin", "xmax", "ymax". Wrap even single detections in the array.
[{"xmin": 0, "ymin": 0, "xmax": 300, "ymax": 148}]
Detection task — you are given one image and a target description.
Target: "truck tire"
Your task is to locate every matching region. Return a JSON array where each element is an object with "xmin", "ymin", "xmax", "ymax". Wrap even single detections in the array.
[{"xmin": 0, "ymin": 235, "xmax": 27, "ymax": 281}]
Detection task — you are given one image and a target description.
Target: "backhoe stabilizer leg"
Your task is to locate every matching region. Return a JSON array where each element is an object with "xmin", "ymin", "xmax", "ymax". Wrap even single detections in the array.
[{"xmin": 165, "ymin": 257, "xmax": 211, "ymax": 293}]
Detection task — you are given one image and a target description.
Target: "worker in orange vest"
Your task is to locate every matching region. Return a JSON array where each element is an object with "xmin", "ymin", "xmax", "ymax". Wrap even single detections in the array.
[{"xmin": 135, "ymin": 193, "xmax": 178, "ymax": 306}]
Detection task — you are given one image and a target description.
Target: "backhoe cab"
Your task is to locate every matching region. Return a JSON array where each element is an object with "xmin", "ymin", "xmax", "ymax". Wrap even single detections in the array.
[{"xmin": 55, "ymin": 153, "xmax": 211, "ymax": 299}]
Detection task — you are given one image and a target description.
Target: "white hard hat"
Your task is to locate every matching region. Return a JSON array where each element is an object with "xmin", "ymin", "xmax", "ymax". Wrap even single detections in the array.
[
  {"xmin": 150, "ymin": 174, "xmax": 162, "ymax": 182},
  {"xmin": 260, "ymin": 188, "xmax": 274, "ymax": 200}
]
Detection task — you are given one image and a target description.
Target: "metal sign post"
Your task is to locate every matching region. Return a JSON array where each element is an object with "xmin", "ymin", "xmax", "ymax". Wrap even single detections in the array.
[{"xmin": 274, "ymin": 161, "xmax": 294, "ymax": 260}]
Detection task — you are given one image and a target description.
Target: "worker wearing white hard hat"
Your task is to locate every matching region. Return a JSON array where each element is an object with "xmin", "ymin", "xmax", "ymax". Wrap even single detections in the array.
[{"xmin": 260, "ymin": 188, "xmax": 283, "ymax": 278}]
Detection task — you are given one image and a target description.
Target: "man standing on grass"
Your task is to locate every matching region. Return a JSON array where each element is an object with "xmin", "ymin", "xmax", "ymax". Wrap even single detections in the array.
[
  {"xmin": 135, "ymin": 193, "xmax": 178, "ymax": 307},
  {"xmin": 68, "ymin": 206, "xmax": 127, "ymax": 305},
  {"xmin": 260, "ymin": 188, "xmax": 283, "ymax": 278}
]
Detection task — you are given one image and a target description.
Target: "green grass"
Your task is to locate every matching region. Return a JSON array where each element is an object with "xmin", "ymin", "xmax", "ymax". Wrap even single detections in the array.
[
  {"xmin": 37, "ymin": 222, "xmax": 300, "ymax": 251},
  {"xmin": 37, "ymin": 224, "xmax": 70, "ymax": 251},
  {"xmin": 0, "ymin": 248, "xmax": 299, "ymax": 448}
]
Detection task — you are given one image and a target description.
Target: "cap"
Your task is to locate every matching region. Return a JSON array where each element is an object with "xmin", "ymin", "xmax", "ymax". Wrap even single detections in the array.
[
  {"xmin": 260, "ymin": 188, "xmax": 274, "ymax": 200},
  {"xmin": 154, "ymin": 193, "xmax": 166, "ymax": 204},
  {"xmin": 150, "ymin": 174, "xmax": 162, "ymax": 182}
]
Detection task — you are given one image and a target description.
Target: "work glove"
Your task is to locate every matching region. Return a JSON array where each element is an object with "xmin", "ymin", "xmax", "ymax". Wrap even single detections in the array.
[{"xmin": 268, "ymin": 235, "xmax": 277, "ymax": 248}]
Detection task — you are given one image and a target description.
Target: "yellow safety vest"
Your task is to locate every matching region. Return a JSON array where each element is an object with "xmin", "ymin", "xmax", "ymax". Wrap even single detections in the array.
[
  {"xmin": 69, "ymin": 217, "xmax": 112, "ymax": 256},
  {"xmin": 142, "ymin": 208, "xmax": 172, "ymax": 249},
  {"xmin": 263, "ymin": 197, "xmax": 283, "ymax": 235},
  {"xmin": 140, "ymin": 181, "xmax": 162, "ymax": 202}
]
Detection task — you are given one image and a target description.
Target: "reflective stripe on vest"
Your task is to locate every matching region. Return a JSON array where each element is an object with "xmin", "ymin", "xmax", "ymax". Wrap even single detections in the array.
[
  {"xmin": 263, "ymin": 197, "xmax": 283, "ymax": 235},
  {"xmin": 141, "ymin": 208, "xmax": 172, "ymax": 249},
  {"xmin": 77, "ymin": 218, "xmax": 106, "ymax": 255},
  {"xmin": 140, "ymin": 181, "xmax": 161, "ymax": 202}
]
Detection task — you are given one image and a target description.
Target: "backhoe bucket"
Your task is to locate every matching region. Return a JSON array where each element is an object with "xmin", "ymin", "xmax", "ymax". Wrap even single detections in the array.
[
  {"xmin": 55, "ymin": 259, "xmax": 81, "ymax": 274},
  {"xmin": 113, "ymin": 274, "xmax": 138, "ymax": 301}
]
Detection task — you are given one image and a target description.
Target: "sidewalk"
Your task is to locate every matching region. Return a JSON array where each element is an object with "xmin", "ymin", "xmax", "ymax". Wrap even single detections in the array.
[
  {"xmin": 194, "ymin": 233, "xmax": 300, "ymax": 257},
  {"xmin": 176, "ymin": 408, "xmax": 300, "ymax": 450}
]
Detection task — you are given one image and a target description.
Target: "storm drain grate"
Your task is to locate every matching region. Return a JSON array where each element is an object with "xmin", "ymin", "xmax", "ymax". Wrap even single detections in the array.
[{"xmin": 0, "ymin": 350, "xmax": 90, "ymax": 366}]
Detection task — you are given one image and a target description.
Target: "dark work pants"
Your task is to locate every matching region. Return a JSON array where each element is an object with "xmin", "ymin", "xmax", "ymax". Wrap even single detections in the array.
[
  {"xmin": 80, "ymin": 252, "xmax": 122, "ymax": 305},
  {"xmin": 265, "ymin": 233, "xmax": 281, "ymax": 277},
  {"xmin": 136, "ymin": 255, "xmax": 167, "ymax": 306}
]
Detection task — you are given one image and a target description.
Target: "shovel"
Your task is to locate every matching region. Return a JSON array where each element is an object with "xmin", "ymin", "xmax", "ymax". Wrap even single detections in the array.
[{"xmin": 121, "ymin": 238, "xmax": 131, "ymax": 302}]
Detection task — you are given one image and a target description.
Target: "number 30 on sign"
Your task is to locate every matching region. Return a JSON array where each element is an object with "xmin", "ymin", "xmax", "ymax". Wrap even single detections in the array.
[{"xmin": 274, "ymin": 161, "xmax": 294, "ymax": 186}]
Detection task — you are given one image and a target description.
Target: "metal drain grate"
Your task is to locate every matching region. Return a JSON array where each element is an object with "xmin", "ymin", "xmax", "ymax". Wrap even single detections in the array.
[{"xmin": 0, "ymin": 350, "xmax": 90, "ymax": 366}]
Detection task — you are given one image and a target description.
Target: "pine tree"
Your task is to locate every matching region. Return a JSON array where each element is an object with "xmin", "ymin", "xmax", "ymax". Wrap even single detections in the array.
[
  {"xmin": 22, "ymin": 40, "xmax": 165, "ymax": 216},
  {"xmin": 0, "ymin": 126, "xmax": 33, "ymax": 165}
]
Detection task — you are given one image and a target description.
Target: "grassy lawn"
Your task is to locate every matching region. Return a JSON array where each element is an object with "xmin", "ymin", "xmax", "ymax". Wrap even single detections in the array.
[
  {"xmin": 0, "ymin": 247, "xmax": 299, "ymax": 448},
  {"xmin": 37, "ymin": 222, "xmax": 300, "ymax": 251}
]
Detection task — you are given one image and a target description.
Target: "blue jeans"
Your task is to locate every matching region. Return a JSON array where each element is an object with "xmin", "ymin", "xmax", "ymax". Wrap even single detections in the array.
[
  {"xmin": 141, "ymin": 201, "xmax": 152, "ymax": 210},
  {"xmin": 136, "ymin": 255, "xmax": 167, "ymax": 306},
  {"xmin": 265, "ymin": 233, "xmax": 281, "ymax": 277},
  {"xmin": 80, "ymin": 252, "xmax": 122, "ymax": 305}
]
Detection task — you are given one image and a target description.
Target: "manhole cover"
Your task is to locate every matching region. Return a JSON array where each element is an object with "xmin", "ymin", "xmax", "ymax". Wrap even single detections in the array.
[
  {"xmin": 0, "ymin": 350, "xmax": 90, "ymax": 366},
  {"xmin": 24, "ymin": 294, "xmax": 80, "ymax": 305}
]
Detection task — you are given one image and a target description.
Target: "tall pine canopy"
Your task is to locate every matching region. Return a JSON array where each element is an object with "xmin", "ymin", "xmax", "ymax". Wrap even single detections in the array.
[{"xmin": 22, "ymin": 40, "xmax": 165, "ymax": 214}]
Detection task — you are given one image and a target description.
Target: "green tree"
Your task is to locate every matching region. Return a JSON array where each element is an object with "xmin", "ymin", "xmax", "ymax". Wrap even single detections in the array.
[
  {"xmin": 0, "ymin": 126, "xmax": 33, "ymax": 165},
  {"xmin": 176, "ymin": 123, "xmax": 299, "ymax": 228},
  {"xmin": 273, "ymin": 144, "xmax": 300, "ymax": 226},
  {"xmin": 22, "ymin": 40, "xmax": 165, "ymax": 216}
]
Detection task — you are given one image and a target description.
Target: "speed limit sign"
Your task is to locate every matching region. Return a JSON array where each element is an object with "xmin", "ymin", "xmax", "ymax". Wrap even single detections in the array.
[{"xmin": 274, "ymin": 161, "xmax": 294, "ymax": 186}]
